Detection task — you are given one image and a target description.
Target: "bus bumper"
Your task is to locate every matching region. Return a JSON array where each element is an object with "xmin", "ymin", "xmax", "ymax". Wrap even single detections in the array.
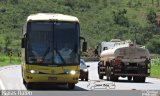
[{"xmin": 23, "ymin": 72, "xmax": 79, "ymax": 84}]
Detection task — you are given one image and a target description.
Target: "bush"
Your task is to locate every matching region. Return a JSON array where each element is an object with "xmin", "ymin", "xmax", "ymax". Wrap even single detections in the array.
[
  {"xmin": 113, "ymin": 9, "xmax": 129, "ymax": 27},
  {"xmin": 147, "ymin": 9, "xmax": 157, "ymax": 24},
  {"xmin": 146, "ymin": 35, "xmax": 160, "ymax": 54},
  {"xmin": 81, "ymin": 52, "xmax": 90, "ymax": 57}
]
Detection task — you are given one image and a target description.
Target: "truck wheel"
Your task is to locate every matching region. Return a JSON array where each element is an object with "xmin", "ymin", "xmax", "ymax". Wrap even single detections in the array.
[
  {"xmin": 142, "ymin": 77, "xmax": 146, "ymax": 82},
  {"xmin": 81, "ymin": 78, "xmax": 84, "ymax": 81},
  {"xmin": 107, "ymin": 66, "xmax": 118, "ymax": 81},
  {"xmin": 99, "ymin": 74, "xmax": 103, "ymax": 79},
  {"xmin": 110, "ymin": 75, "xmax": 118, "ymax": 81},
  {"xmin": 98, "ymin": 66, "xmax": 103, "ymax": 79},
  {"xmin": 85, "ymin": 78, "xmax": 88, "ymax": 81},
  {"xmin": 133, "ymin": 76, "xmax": 138, "ymax": 82},
  {"xmin": 106, "ymin": 75, "xmax": 110, "ymax": 81},
  {"xmin": 106, "ymin": 67, "xmax": 111, "ymax": 81},
  {"xmin": 68, "ymin": 83, "xmax": 75, "ymax": 89},
  {"xmin": 127, "ymin": 76, "xmax": 132, "ymax": 81},
  {"xmin": 141, "ymin": 77, "xmax": 146, "ymax": 82},
  {"xmin": 98, "ymin": 66, "xmax": 100, "ymax": 74},
  {"xmin": 138, "ymin": 77, "xmax": 146, "ymax": 82},
  {"xmin": 113, "ymin": 76, "xmax": 118, "ymax": 81},
  {"xmin": 133, "ymin": 76, "xmax": 146, "ymax": 82}
]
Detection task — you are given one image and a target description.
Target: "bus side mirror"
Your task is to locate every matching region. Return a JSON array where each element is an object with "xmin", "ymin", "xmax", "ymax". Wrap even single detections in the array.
[
  {"xmin": 82, "ymin": 41, "xmax": 87, "ymax": 52},
  {"xmin": 21, "ymin": 38, "xmax": 26, "ymax": 48}
]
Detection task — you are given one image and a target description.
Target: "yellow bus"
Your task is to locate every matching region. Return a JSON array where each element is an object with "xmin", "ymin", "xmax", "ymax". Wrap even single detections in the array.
[{"xmin": 21, "ymin": 13, "xmax": 87, "ymax": 89}]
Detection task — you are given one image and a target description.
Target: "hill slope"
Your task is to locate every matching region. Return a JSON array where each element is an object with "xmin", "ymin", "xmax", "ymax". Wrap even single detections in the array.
[{"xmin": 0, "ymin": 0, "xmax": 160, "ymax": 54}]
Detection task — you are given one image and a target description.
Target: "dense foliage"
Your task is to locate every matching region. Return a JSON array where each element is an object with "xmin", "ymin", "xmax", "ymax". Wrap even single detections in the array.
[{"xmin": 0, "ymin": 0, "xmax": 160, "ymax": 54}]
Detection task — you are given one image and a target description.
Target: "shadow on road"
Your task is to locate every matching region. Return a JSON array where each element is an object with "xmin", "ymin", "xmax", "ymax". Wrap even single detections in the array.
[{"xmin": 26, "ymin": 84, "xmax": 88, "ymax": 91}]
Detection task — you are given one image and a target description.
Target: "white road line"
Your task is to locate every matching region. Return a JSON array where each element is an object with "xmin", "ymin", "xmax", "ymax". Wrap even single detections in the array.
[{"xmin": 0, "ymin": 79, "xmax": 5, "ymax": 90}]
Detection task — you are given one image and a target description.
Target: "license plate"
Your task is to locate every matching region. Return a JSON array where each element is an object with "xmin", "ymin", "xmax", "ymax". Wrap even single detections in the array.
[{"xmin": 48, "ymin": 77, "xmax": 57, "ymax": 80}]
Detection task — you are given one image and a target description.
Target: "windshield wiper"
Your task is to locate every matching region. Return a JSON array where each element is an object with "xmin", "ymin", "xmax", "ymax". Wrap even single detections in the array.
[{"xmin": 55, "ymin": 48, "xmax": 66, "ymax": 64}]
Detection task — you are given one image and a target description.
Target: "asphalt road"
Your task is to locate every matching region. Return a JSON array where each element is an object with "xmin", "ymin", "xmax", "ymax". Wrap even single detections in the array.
[{"xmin": 0, "ymin": 62, "xmax": 160, "ymax": 90}]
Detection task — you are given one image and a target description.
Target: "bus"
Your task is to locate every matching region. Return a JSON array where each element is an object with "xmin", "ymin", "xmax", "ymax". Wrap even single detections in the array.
[{"xmin": 21, "ymin": 13, "xmax": 87, "ymax": 89}]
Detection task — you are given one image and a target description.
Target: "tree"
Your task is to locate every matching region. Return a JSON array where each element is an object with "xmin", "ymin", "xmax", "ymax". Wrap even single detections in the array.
[
  {"xmin": 151, "ymin": 0, "xmax": 159, "ymax": 6},
  {"xmin": 157, "ymin": 0, "xmax": 160, "ymax": 6},
  {"xmin": 147, "ymin": 9, "xmax": 157, "ymax": 24},
  {"xmin": 113, "ymin": 9, "xmax": 129, "ymax": 27},
  {"xmin": 4, "ymin": 36, "xmax": 11, "ymax": 53},
  {"xmin": 146, "ymin": 35, "xmax": 160, "ymax": 54},
  {"xmin": 152, "ymin": 0, "xmax": 154, "ymax": 5}
]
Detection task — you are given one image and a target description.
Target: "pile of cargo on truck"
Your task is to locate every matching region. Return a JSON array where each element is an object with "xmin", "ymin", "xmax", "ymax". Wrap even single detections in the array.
[{"xmin": 97, "ymin": 39, "xmax": 151, "ymax": 82}]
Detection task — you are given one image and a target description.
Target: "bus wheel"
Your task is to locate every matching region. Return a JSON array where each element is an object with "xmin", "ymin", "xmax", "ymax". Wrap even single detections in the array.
[
  {"xmin": 25, "ymin": 83, "xmax": 33, "ymax": 90},
  {"xmin": 23, "ymin": 79, "xmax": 26, "ymax": 85},
  {"xmin": 68, "ymin": 83, "xmax": 75, "ymax": 89}
]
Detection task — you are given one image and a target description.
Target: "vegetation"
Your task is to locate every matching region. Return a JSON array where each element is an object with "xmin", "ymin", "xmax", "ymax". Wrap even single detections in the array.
[
  {"xmin": 151, "ymin": 62, "xmax": 160, "ymax": 78},
  {"xmin": 0, "ymin": 54, "xmax": 21, "ymax": 66},
  {"xmin": 0, "ymin": 0, "xmax": 160, "ymax": 66}
]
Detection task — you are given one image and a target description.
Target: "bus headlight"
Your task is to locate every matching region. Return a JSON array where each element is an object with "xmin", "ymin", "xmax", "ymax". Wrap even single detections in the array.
[
  {"xmin": 27, "ymin": 70, "xmax": 39, "ymax": 74},
  {"xmin": 64, "ymin": 70, "xmax": 79, "ymax": 75},
  {"xmin": 70, "ymin": 70, "xmax": 76, "ymax": 75}
]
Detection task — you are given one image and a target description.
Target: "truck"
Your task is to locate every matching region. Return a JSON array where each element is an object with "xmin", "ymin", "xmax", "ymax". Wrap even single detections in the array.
[
  {"xmin": 97, "ymin": 39, "xmax": 150, "ymax": 82},
  {"xmin": 21, "ymin": 13, "xmax": 87, "ymax": 89}
]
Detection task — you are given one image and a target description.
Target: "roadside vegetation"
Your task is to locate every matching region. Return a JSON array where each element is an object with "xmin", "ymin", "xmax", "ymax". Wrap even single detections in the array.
[
  {"xmin": 150, "ymin": 54, "xmax": 160, "ymax": 78},
  {"xmin": 0, "ymin": 53, "xmax": 21, "ymax": 66},
  {"xmin": 151, "ymin": 64, "xmax": 160, "ymax": 78}
]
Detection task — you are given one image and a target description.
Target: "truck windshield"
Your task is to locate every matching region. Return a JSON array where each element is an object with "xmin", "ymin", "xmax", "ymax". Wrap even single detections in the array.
[{"xmin": 26, "ymin": 21, "xmax": 79, "ymax": 65}]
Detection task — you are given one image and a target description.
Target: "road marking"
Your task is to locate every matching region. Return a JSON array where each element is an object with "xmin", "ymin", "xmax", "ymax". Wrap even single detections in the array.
[{"xmin": 0, "ymin": 79, "xmax": 5, "ymax": 90}]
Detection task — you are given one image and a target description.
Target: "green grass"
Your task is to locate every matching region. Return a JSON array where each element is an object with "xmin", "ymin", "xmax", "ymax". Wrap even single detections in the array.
[
  {"xmin": 150, "ymin": 62, "xmax": 160, "ymax": 78},
  {"xmin": 0, "ymin": 54, "xmax": 21, "ymax": 67}
]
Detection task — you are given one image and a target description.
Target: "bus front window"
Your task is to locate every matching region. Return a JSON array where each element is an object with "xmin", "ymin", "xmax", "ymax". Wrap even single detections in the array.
[
  {"xmin": 27, "ymin": 22, "xmax": 53, "ymax": 64},
  {"xmin": 54, "ymin": 22, "xmax": 79, "ymax": 64},
  {"xmin": 26, "ymin": 22, "xmax": 79, "ymax": 65}
]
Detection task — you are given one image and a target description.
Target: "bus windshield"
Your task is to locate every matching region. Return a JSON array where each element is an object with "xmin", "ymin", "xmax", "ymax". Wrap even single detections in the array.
[{"xmin": 26, "ymin": 21, "xmax": 79, "ymax": 65}]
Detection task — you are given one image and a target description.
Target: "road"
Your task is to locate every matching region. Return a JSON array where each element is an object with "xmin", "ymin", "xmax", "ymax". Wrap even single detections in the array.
[{"xmin": 0, "ymin": 62, "xmax": 160, "ymax": 90}]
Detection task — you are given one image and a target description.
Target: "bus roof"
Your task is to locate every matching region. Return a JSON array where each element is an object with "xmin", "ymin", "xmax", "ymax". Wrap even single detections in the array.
[{"xmin": 27, "ymin": 13, "xmax": 79, "ymax": 22}]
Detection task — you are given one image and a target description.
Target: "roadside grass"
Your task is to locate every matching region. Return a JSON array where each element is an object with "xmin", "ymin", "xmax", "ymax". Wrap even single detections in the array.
[
  {"xmin": 0, "ymin": 54, "xmax": 21, "ymax": 67},
  {"xmin": 150, "ymin": 62, "xmax": 160, "ymax": 79}
]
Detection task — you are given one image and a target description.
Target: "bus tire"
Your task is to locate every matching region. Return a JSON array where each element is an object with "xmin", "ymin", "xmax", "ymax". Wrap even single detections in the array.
[
  {"xmin": 23, "ymin": 79, "xmax": 26, "ymax": 85},
  {"xmin": 68, "ymin": 83, "xmax": 75, "ymax": 89},
  {"xmin": 25, "ymin": 83, "xmax": 33, "ymax": 89}
]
